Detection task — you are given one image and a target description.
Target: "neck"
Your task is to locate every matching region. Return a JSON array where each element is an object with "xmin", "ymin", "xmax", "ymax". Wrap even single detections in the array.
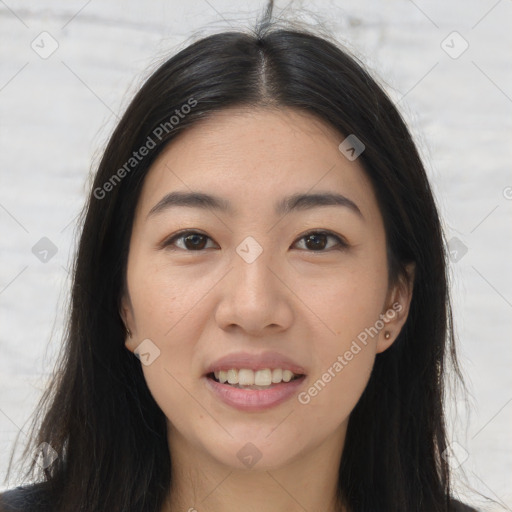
[{"xmin": 163, "ymin": 423, "xmax": 347, "ymax": 512}]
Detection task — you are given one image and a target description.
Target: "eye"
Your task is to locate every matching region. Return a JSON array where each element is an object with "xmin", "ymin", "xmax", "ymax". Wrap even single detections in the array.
[
  {"xmin": 163, "ymin": 230, "xmax": 217, "ymax": 251},
  {"xmin": 293, "ymin": 230, "xmax": 348, "ymax": 252},
  {"xmin": 162, "ymin": 229, "xmax": 348, "ymax": 252}
]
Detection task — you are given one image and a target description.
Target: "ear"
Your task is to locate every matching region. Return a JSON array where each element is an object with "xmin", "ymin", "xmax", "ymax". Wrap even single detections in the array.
[
  {"xmin": 376, "ymin": 262, "xmax": 415, "ymax": 354},
  {"xmin": 119, "ymin": 292, "xmax": 137, "ymax": 352}
]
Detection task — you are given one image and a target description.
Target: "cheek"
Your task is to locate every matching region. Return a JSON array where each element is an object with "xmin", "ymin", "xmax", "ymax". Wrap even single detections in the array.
[
  {"xmin": 297, "ymin": 332, "xmax": 376, "ymax": 426},
  {"xmin": 128, "ymin": 253, "xmax": 215, "ymax": 338},
  {"xmin": 292, "ymin": 252, "xmax": 388, "ymax": 341},
  {"xmin": 140, "ymin": 360, "xmax": 195, "ymax": 414},
  {"xmin": 292, "ymin": 251, "xmax": 386, "ymax": 419},
  {"xmin": 126, "ymin": 258, "xmax": 209, "ymax": 411}
]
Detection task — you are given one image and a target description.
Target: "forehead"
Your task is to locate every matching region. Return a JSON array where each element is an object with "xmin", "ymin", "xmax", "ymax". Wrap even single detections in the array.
[{"xmin": 136, "ymin": 107, "xmax": 381, "ymax": 223}]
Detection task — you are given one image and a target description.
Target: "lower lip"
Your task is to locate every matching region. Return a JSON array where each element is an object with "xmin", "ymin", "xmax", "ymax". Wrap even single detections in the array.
[{"xmin": 204, "ymin": 375, "xmax": 306, "ymax": 412}]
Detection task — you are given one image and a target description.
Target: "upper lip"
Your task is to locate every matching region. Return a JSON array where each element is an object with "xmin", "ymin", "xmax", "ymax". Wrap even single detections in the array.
[{"xmin": 204, "ymin": 351, "xmax": 307, "ymax": 375}]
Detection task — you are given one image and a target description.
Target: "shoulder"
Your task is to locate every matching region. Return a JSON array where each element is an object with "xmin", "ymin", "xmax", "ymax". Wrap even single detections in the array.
[
  {"xmin": 0, "ymin": 486, "xmax": 481, "ymax": 512},
  {"xmin": 0, "ymin": 482, "xmax": 54, "ymax": 512},
  {"xmin": 450, "ymin": 498, "xmax": 480, "ymax": 512}
]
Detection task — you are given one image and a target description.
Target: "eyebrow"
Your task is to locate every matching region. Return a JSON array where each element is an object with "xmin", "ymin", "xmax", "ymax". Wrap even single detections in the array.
[{"xmin": 146, "ymin": 190, "xmax": 363, "ymax": 220}]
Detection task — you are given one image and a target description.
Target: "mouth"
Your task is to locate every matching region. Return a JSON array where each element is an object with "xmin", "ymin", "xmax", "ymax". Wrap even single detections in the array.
[
  {"xmin": 206, "ymin": 368, "xmax": 305, "ymax": 390},
  {"xmin": 203, "ymin": 351, "xmax": 308, "ymax": 411},
  {"xmin": 204, "ymin": 368, "xmax": 307, "ymax": 412}
]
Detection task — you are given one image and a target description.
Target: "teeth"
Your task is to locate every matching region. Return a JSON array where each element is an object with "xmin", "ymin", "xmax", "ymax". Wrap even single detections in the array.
[
  {"xmin": 271, "ymin": 368, "xmax": 282, "ymax": 383},
  {"xmin": 227, "ymin": 369, "xmax": 238, "ymax": 384},
  {"xmin": 282, "ymin": 369, "xmax": 293, "ymax": 382},
  {"xmin": 254, "ymin": 369, "xmax": 271, "ymax": 386},
  {"xmin": 211, "ymin": 368, "xmax": 301, "ymax": 387},
  {"xmin": 238, "ymin": 369, "xmax": 254, "ymax": 385}
]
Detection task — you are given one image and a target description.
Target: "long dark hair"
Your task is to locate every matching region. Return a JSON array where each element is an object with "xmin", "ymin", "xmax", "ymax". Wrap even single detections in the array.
[{"xmin": 7, "ymin": 2, "xmax": 472, "ymax": 511}]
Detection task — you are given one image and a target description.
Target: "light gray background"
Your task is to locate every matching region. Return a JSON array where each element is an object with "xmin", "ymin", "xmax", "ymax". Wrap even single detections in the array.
[{"xmin": 1, "ymin": 1, "xmax": 511, "ymax": 509}]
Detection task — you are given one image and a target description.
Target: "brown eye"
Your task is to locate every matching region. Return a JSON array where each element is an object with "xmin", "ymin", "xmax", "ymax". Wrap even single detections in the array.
[
  {"xmin": 182, "ymin": 233, "xmax": 208, "ymax": 250},
  {"xmin": 294, "ymin": 231, "xmax": 347, "ymax": 252},
  {"xmin": 163, "ymin": 230, "xmax": 347, "ymax": 252},
  {"xmin": 164, "ymin": 231, "xmax": 216, "ymax": 251}
]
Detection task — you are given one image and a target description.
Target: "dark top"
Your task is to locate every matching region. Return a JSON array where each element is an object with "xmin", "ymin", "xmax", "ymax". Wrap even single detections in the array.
[
  {"xmin": 0, "ymin": 483, "xmax": 52, "ymax": 512},
  {"xmin": 0, "ymin": 482, "xmax": 480, "ymax": 512}
]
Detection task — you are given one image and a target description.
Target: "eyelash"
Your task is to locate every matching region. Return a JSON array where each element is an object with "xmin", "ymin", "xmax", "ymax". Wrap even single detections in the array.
[{"xmin": 162, "ymin": 229, "xmax": 348, "ymax": 253}]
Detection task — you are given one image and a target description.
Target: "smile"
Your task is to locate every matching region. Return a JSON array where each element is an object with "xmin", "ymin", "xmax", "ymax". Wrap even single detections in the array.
[{"xmin": 204, "ymin": 371, "xmax": 307, "ymax": 412}]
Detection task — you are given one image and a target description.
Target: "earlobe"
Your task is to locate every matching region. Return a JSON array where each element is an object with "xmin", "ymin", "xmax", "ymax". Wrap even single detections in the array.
[
  {"xmin": 119, "ymin": 294, "xmax": 136, "ymax": 352},
  {"xmin": 377, "ymin": 262, "xmax": 416, "ymax": 353}
]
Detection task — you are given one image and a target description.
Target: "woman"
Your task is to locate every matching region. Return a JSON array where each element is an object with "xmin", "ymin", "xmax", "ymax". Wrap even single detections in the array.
[{"xmin": 0, "ymin": 1, "xmax": 479, "ymax": 511}]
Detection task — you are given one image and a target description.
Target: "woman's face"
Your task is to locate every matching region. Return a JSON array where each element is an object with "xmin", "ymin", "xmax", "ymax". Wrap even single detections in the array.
[{"xmin": 121, "ymin": 107, "xmax": 412, "ymax": 472}]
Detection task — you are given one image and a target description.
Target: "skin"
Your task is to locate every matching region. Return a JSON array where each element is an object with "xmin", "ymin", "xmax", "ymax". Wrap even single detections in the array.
[{"xmin": 120, "ymin": 107, "xmax": 414, "ymax": 512}]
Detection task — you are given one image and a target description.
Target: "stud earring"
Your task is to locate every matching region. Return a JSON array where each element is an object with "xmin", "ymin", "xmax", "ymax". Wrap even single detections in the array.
[
  {"xmin": 126, "ymin": 326, "xmax": 132, "ymax": 338},
  {"xmin": 384, "ymin": 331, "xmax": 391, "ymax": 340}
]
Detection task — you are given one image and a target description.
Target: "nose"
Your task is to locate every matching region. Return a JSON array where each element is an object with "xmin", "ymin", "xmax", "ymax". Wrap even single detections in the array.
[{"xmin": 214, "ymin": 242, "xmax": 294, "ymax": 336}]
